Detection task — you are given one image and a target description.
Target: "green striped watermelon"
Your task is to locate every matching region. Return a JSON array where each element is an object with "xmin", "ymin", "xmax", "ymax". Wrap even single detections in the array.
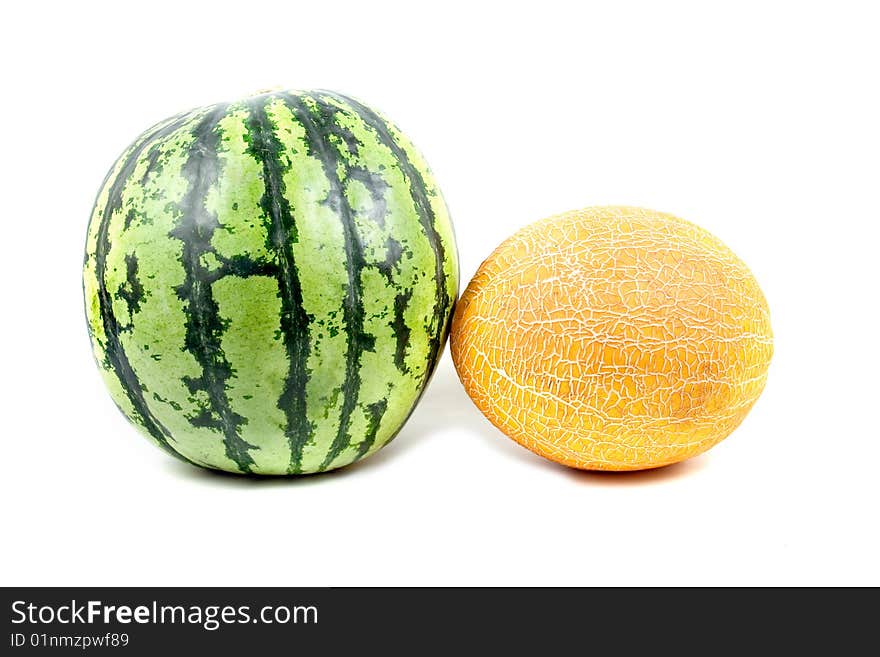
[{"xmin": 83, "ymin": 90, "xmax": 458, "ymax": 475}]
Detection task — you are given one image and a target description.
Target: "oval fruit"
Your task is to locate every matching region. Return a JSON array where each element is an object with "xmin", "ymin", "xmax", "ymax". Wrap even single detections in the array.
[
  {"xmin": 83, "ymin": 90, "xmax": 458, "ymax": 475},
  {"xmin": 451, "ymin": 206, "xmax": 772, "ymax": 471}
]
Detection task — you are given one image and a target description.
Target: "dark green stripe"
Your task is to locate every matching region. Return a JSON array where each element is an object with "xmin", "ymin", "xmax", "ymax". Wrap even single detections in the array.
[
  {"xmin": 170, "ymin": 104, "xmax": 258, "ymax": 474},
  {"xmin": 91, "ymin": 113, "xmax": 198, "ymax": 466},
  {"xmin": 282, "ymin": 92, "xmax": 369, "ymax": 471},
  {"xmin": 319, "ymin": 91, "xmax": 451, "ymax": 381},
  {"xmin": 391, "ymin": 288, "xmax": 413, "ymax": 373},
  {"xmin": 244, "ymin": 96, "xmax": 314, "ymax": 474},
  {"xmin": 354, "ymin": 399, "xmax": 388, "ymax": 460},
  {"xmin": 114, "ymin": 252, "xmax": 146, "ymax": 328}
]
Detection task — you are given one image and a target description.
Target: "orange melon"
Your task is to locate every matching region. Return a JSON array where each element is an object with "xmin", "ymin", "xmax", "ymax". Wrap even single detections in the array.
[{"xmin": 450, "ymin": 206, "xmax": 773, "ymax": 471}]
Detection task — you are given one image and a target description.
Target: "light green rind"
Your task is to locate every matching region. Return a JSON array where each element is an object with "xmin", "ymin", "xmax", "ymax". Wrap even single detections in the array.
[
  {"xmin": 322, "ymin": 99, "xmax": 442, "ymax": 468},
  {"xmin": 378, "ymin": 113, "xmax": 460, "ymax": 318},
  {"xmin": 265, "ymin": 98, "xmax": 352, "ymax": 473},
  {"xmin": 104, "ymin": 111, "xmax": 238, "ymax": 469},
  {"xmin": 212, "ymin": 275, "xmax": 289, "ymax": 473}
]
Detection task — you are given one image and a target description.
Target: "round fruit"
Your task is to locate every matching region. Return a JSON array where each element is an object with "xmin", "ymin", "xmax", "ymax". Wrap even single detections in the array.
[
  {"xmin": 83, "ymin": 90, "xmax": 458, "ymax": 475},
  {"xmin": 450, "ymin": 206, "xmax": 772, "ymax": 471}
]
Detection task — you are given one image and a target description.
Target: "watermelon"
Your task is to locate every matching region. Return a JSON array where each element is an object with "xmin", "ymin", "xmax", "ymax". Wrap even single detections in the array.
[{"xmin": 83, "ymin": 90, "xmax": 458, "ymax": 475}]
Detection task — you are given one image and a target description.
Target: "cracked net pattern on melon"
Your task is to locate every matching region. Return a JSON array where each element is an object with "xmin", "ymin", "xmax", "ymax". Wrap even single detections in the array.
[{"xmin": 450, "ymin": 207, "xmax": 773, "ymax": 471}]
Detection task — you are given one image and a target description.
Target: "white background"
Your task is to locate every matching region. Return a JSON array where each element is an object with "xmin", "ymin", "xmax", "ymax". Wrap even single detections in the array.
[{"xmin": 2, "ymin": 1, "xmax": 878, "ymax": 586}]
